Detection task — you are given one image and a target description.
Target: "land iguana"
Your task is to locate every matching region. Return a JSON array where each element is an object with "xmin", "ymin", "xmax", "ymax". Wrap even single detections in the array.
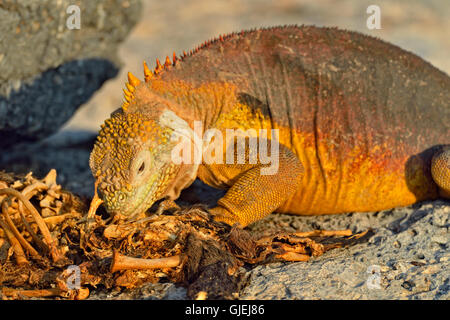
[{"xmin": 89, "ymin": 25, "xmax": 449, "ymax": 227}]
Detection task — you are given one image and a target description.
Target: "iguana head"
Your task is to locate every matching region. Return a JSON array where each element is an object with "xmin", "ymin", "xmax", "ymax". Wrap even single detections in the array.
[
  {"xmin": 89, "ymin": 112, "xmax": 178, "ymax": 218},
  {"xmin": 89, "ymin": 69, "xmax": 199, "ymax": 219}
]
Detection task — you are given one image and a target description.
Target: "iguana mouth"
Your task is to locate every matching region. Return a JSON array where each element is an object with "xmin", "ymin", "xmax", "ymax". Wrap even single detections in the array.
[
  {"xmin": 102, "ymin": 180, "xmax": 158, "ymax": 219},
  {"xmin": 121, "ymin": 183, "xmax": 159, "ymax": 218}
]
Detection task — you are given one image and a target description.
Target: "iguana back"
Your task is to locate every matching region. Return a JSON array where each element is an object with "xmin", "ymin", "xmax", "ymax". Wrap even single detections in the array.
[{"xmin": 148, "ymin": 26, "xmax": 449, "ymax": 214}]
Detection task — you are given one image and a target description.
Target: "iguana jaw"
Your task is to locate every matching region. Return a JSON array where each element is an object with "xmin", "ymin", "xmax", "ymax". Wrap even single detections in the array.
[
  {"xmin": 100, "ymin": 163, "xmax": 177, "ymax": 219},
  {"xmin": 102, "ymin": 163, "xmax": 199, "ymax": 219},
  {"xmin": 108, "ymin": 177, "xmax": 159, "ymax": 219}
]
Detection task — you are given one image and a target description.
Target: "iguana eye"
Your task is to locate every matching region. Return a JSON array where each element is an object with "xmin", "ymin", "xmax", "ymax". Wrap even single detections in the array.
[
  {"xmin": 133, "ymin": 149, "xmax": 152, "ymax": 180},
  {"xmin": 138, "ymin": 161, "xmax": 145, "ymax": 174}
]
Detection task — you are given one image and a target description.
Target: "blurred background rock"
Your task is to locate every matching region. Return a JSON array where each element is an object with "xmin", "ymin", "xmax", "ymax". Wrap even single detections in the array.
[{"xmin": 0, "ymin": 0, "xmax": 141, "ymax": 146}]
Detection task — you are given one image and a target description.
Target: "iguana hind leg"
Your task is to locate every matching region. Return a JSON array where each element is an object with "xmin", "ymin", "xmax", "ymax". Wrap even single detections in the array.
[{"xmin": 431, "ymin": 146, "xmax": 450, "ymax": 198}]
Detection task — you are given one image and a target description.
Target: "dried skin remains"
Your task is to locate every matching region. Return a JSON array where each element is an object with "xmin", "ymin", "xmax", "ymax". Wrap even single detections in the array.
[{"xmin": 0, "ymin": 170, "xmax": 373, "ymax": 300}]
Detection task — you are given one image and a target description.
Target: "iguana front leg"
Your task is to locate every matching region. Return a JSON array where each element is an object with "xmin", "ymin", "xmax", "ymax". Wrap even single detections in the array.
[{"xmin": 199, "ymin": 139, "xmax": 304, "ymax": 227}]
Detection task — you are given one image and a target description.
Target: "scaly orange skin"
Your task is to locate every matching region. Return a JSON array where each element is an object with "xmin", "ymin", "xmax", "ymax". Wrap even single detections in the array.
[{"xmin": 90, "ymin": 26, "xmax": 449, "ymax": 226}]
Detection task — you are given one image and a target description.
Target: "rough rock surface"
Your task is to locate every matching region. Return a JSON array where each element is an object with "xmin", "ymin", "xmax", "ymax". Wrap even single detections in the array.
[
  {"xmin": 242, "ymin": 201, "xmax": 449, "ymax": 300},
  {"xmin": 81, "ymin": 200, "xmax": 449, "ymax": 300},
  {"xmin": 0, "ymin": 0, "xmax": 141, "ymax": 146}
]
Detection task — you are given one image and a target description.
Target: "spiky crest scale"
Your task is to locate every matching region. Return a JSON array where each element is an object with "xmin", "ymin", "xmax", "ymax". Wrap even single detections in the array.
[
  {"xmin": 155, "ymin": 58, "xmax": 163, "ymax": 73},
  {"xmin": 172, "ymin": 52, "xmax": 178, "ymax": 64},
  {"xmin": 120, "ymin": 72, "xmax": 141, "ymax": 111},
  {"xmin": 164, "ymin": 56, "xmax": 171, "ymax": 67},
  {"xmin": 143, "ymin": 61, "xmax": 152, "ymax": 82},
  {"xmin": 127, "ymin": 72, "xmax": 141, "ymax": 87}
]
